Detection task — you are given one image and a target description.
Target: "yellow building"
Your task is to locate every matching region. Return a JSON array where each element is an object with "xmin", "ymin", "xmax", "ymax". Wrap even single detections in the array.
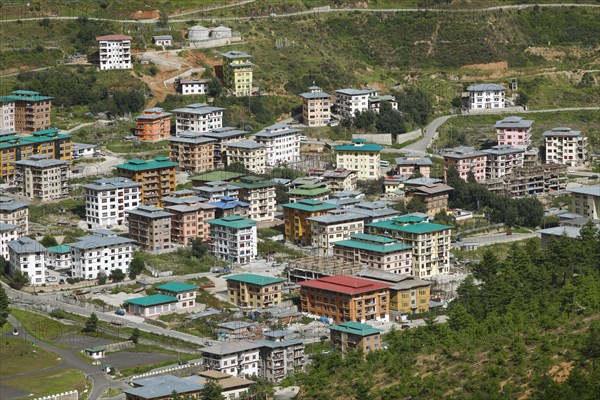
[
  {"xmin": 222, "ymin": 50, "xmax": 254, "ymax": 97},
  {"xmin": 224, "ymin": 141, "xmax": 266, "ymax": 174},
  {"xmin": 333, "ymin": 139, "xmax": 383, "ymax": 181},
  {"xmin": 115, "ymin": 157, "xmax": 178, "ymax": 207},
  {"xmin": 0, "ymin": 129, "xmax": 72, "ymax": 180},
  {"xmin": 300, "ymin": 86, "xmax": 331, "ymax": 127},
  {"xmin": 225, "ymin": 273, "xmax": 284, "ymax": 309},
  {"xmin": 282, "ymin": 199, "xmax": 337, "ymax": 245}
]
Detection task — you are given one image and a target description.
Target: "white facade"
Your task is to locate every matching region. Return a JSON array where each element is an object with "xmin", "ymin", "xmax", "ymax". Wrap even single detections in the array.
[
  {"xmin": 70, "ymin": 230, "xmax": 135, "ymax": 280},
  {"xmin": 254, "ymin": 123, "xmax": 301, "ymax": 167},
  {"xmin": 0, "ymin": 223, "xmax": 18, "ymax": 260},
  {"xmin": 179, "ymin": 79, "xmax": 210, "ymax": 95},
  {"xmin": 201, "ymin": 342, "xmax": 261, "ymax": 377},
  {"xmin": 96, "ymin": 35, "xmax": 132, "ymax": 71},
  {"xmin": 466, "ymin": 84, "xmax": 506, "ymax": 110},
  {"xmin": 83, "ymin": 177, "xmax": 141, "ymax": 230},
  {"xmin": 308, "ymin": 213, "xmax": 365, "ymax": 256},
  {"xmin": 544, "ymin": 127, "xmax": 588, "ymax": 167},
  {"xmin": 172, "ymin": 103, "xmax": 225, "ymax": 135},
  {"xmin": 0, "ymin": 100, "xmax": 15, "ymax": 131},
  {"xmin": 208, "ymin": 216, "xmax": 257, "ymax": 264},
  {"xmin": 46, "ymin": 248, "xmax": 71, "ymax": 271},
  {"xmin": 7, "ymin": 237, "xmax": 46, "ymax": 285},
  {"xmin": 152, "ymin": 35, "xmax": 173, "ymax": 46},
  {"xmin": 335, "ymin": 88, "xmax": 377, "ymax": 118},
  {"xmin": 0, "ymin": 196, "xmax": 30, "ymax": 237}
]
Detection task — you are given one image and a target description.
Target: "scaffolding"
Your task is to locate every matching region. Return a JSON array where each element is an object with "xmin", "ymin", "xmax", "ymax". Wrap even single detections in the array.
[
  {"xmin": 484, "ymin": 163, "xmax": 567, "ymax": 197},
  {"xmin": 286, "ymin": 256, "xmax": 364, "ymax": 283}
]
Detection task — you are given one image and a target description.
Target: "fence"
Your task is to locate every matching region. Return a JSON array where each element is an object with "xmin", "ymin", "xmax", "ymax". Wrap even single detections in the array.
[
  {"xmin": 32, "ymin": 390, "xmax": 78, "ymax": 400},
  {"xmin": 146, "ymin": 265, "xmax": 173, "ymax": 277},
  {"xmin": 104, "ymin": 340, "xmax": 135, "ymax": 352},
  {"xmin": 60, "ymin": 295, "xmax": 117, "ymax": 313},
  {"xmin": 129, "ymin": 362, "xmax": 202, "ymax": 381}
]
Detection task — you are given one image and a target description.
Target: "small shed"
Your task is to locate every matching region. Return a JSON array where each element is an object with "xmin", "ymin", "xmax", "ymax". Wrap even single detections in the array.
[
  {"xmin": 124, "ymin": 294, "xmax": 178, "ymax": 317},
  {"xmin": 84, "ymin": 346, "xmax": 106, "ymax": 359},
  {"xmin": 152, "ymin": 35, "xmax": 173, "ymax": 46}
]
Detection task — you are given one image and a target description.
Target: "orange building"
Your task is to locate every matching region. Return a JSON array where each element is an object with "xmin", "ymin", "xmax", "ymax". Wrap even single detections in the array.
[
  {"xmin": 134, "ymin": 107, "xmax": 172, "ymax": 142},
  {"xmin": 299, "ymin": 275, "xmax": 391, "ymax": 323}
]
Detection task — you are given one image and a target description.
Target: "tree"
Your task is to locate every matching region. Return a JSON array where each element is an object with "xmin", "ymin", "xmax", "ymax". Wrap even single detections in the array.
[
  {"xmin": 0, "ymin": 285, "xmax": 9, "ymax": 328},
  {"xmin": 40, "ymin": 235, "xmax": 58, "ymax": 248},
  {"xmin": 515, "ymin": 91, "xmax": 529, "ymax": 107},
  {"xmin": 109, "ymin": 268, "xmax": 125, "ymax": 283},
  {"xmin": 208, "ymin": 77, "xmax": 223, "ymax": 98},
  {"xmin": 129, "ymin": 256, "xmax": 145, "ymax": 279},
  {"xmin": 224, "ymin": 162, "xmax": 250, "ymax": 174},
  {"xmin": 375, "ymin": 101, "xmax": 406, "ymax": 135},
  {"xmin": 395, "ymin": 87, "xmax": 432, "ymax": 125},
  {"xmin": 353, "ymin": 109, "xmax": 376, "ymax": 130},
  {"xmin": 97, "ymin": 270, "xmax": 107, "ymax": 285},
  {"xmin": 191, "ymin": 238, "xmax": 208, "ymax": 258},
  {"xmin": 130, "ymin": 327, "xmax": 140, "ymax": 344},
  {"xmin": 84, "ymin": 312, "xmax": 98, "ymax": 332},
  {"xmin": 158, "ymin": 7, "xmax": 169, "ymax": 27},
  {"xmin": 199, "ymin": 380, "xmax": 225, "ymax": 400},
  {"xmin": 11, "ymin": 270, "xmax": 29, "ymax": 290}
]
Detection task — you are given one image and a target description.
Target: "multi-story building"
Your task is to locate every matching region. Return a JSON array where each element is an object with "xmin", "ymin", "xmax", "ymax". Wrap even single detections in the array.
[
  {"xmin": 225, "ymin": 273, "xmax": 284, "ymax": 308},
  {"xmin": 201, "ymin": 341, "xmax": 261, "ymax": 377},
  {"xmin": 484, "ymin": 163, "xmax": 568, "ymax": 197},
  {"xmin": 256, "ymin": 339, "xmax": 305, "ymax": 383},
  {"xmin": 333, "ymin": 233, "xmax": 412, "ymax": 274},
  {"xmin": 169, "ymin": 132, "xmax": 215, "ymax": 173},
  {"xmin": 96, "ymin": 34, "xmax": 132, "ymax": 70},
  {"xmin": 0, "ymin": 196, "xmax": 29, "ymax": 236},
  {"xmin": 0, "ymin": 223, "xmax": 18, "ymax": 260},
  {"xmin": 0, "ymin": 129, "xmax": 72, "ymax": 180},
  {"xmin": 8, "ymin": 237, "xmax": 46, "ymax": 285},
  {"xmin": 70, "ymin": 230, "xmax": 135, "ymax": 280},
  {"xmin": 282, "ymin": 200, "xmax": 337, "ymax": 245},
  {"xmin": 466, "ymin": 83, "xmax": 506, "ymax": 110},
  {"xmin": 299, "ymin": 275, "xmax": 391, "ymax": 323},
  {"xmin": 127, "ymin": 206, "xmax": 173, "ymax": 252},
  {"xmin": 178, "ymin": 78, "xmax": 210, "ymax": 95},
  {"xmin": 481, "ymin": 145, "xmax": 525, "ymax": 179},
  {"xmin": 569, "ymin": 185, "xmax": 600, "ymax": 220},
  {"xmin": 224, "ymin": 141, "xmax": 266, "ymax": 174},
  {"xmin": 343, "ymin": 201, "xmax": 399, "ymax": 224},
  {"xmin": 46, "ymin": 244, "xmax": 71, "ymax": 271},
  {"xmin": 14, "ymin": 155, "xmax": 68, "ymax": 201},
  {"xmin": 83, "ymin": 177, "xmax": 141, "ymax": 230},
  {"xmin": 231, "ymin": 176, "xmax": 276, "ymax": 222},
  {"xmin": 222, "ymin": 50, "xmax": 254, "ymax": 96},
  {"xmin": 156, "ymin": 282, "xmax": 198, "ymax": 310},
  {"xmin": 300, "ymin": 86, "xmax": 331, "ymax": 127},
  {"xmin": 368, "ymin": 95, "xmax": 398, "ymax": 114},
  {"xmin": 543, "ymin": 127, "xmax": 588, "ymax": 166},
  {"xmin": 115, "ymin": 157, "xmax": 178, "ymax": 207},
  {"xmin": 354, "ymin": 269, "xmax": 431, "ymax": 316},
  {"xmin": 0, "ymin": 90, "xmax": 53, "ymax": 133},
  {"xmin": 288, "ymin": 183, "xmax": 330, "ymax": 203},
  {"xmin": 200, "ymin": 127, "xmax": 248, "ymax": 168},
  {"xmin": 209, "ymin": 196, "xmax": 250, "ymax": 219},
  {"xmin": 321, "ymin": 168, "xmax": 357, "ymax": 192},
  {"xmin": 367, "ymin": 215, "xmax": 452, "ymax": 278},
  {"xmin": 443, "ymin": 146, "xmax": 488, "ymax": 182},
  {"xmin": 308, "ymin": 212, "xmax": 365, "ymax": 256},
  {"xmin": 334, "ymin": 88, "xmax": 377, "ymax": 118},
  {"xmin": 495, "ymin": 116, "xmax": 533, "ymax": 148},
  {"xmin": 394, "ymin": 154, "xmax": 433, "ymax": 178},
  {"xmin": 334, "ymin": 139, "xmax": 383, "ymax": 181},
  {"xmin": 253, "ymin": 123, "xmax": 300, "ymax": 167},
  {"xmin": 207, "ymin": 216, "xmax": 257, "ymax": 264},
  {"xmin": 172, "ymin": 103, "xmax": 225, "ymax": 135},
  {"xmin": 194, "ymin": 181, "xmax": 239, "ymax": 202},
  {"xmin": 404, "ymin": 182, "xmax": 454, "ymax": 216},
  {"xmin": 164, "ymin": 201, "xmax": 216, "ymax": 244},
  {"xmin": 134, "ymin": 107, "xmax": 172, "ymax": 142},
  {"xmin": 0, "ymin": 98, "xmax": 15, "ymax": 131},
  {"xmin": 329, "ymin": 321, "xmax": 382, "ymax": 357}
]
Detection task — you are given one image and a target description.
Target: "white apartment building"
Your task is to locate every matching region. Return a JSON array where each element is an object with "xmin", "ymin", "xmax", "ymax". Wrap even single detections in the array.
[
  {"xmin": 481, "ymin": 145, "xmax": 525, "ymax": 179},
  {"xmin": 466, "ymin": 84, "xmax": 506, "ymax": 110},
  {"xmin": 46, "ymin": 245, "xmax": 71, "ymax": 271},
  {"xmin": 0, "ymin": 98, "xmax": 15, "ymax": 131},
  {"xmin": 200, "ymin": 127, "xmax": 249, "ymax": 168},
  {"xmin": 201, "ymin": 342, "xmax": 261, "ymax": 377},
  {"xmin": 172, "ymin": 103, "xmax": 225, "ymax": 135},
  {"xmin": 308, "ymin": 212, "xmax": 365, "ymax": 257},
  {"xmin": 253, "ymin": 123, "xmax": 300, "ymax": 167},
  {"xmin": 333, "ymin": 139, "xmax": 383, "ymax": 180},
  {"xmin": 83, "ymin": 177, "xmax": 142, "ymax": 230},
  {"xmin": 178, "ymin": 78, "xmax": 210, "ymax": 95},
  {"xmin": 368, "ymin": 95, "xmax": 398, "ymax": 114},
  {"xmin": 194, "ymin": 181, "xmax": 239, "ymax": 202},
  {"xmin": 495, "ymin": 116, "xmax": 533, "ymax": 148},
  {"xmin": 0, "ymin": 223, "xmax": 18, "ymax": 260},
  {"xmin": 207, "ymin": 216, "xmax": 257, "ymax": 264},
  {"xmin": 70, "ymin": 230, "xmax": 135, "ymax": 280},
  {"xmin": 543, "ymin": 127, "xmax": 588, "ymax": 167},
  {"xmin": 7, "ymin": 237, "xmax": 46, "ymax": 285},
  {"xmin": 96, "ymin": 34, "xmax": 132, "ymax": 70},
  {"xmin": 224, "ymin": 141, "xmax": 266, "ymax": 174},
  {"xmin": 0, "ymin": 196, "xmax": 30, "ymax": 236},
  {"xmin": 14, "ymin": 155, "xmax": 68, "ymax": 201},
  {"xmin": 335, "ymin": 88, "xmax": 377, "ymax": 118}
]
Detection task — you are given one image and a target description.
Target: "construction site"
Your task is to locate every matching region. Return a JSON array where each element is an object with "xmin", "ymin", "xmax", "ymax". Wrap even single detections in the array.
[{"xmin": 484, "ymin": 163, "xmax": 568, "ymax": 197}]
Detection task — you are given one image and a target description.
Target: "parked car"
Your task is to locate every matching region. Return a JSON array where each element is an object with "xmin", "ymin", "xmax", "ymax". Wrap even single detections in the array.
[
  {"xmin": 46, "ymin": 276, "xmax": 58, "ymax": 283},
  {"xmin": 298, "ymin": 135, "xmax": 308, "ymax": 142},
  {"xmin": 506, "ymin": 231, "xmax": 513, "ymax": 236},
  {"xmin": 379, "ymin": 161, "xmax": 390, "ymax": 168},
  {"xmin": 115, "ymin": 309, "xmax": 125, "ymax": 316}
]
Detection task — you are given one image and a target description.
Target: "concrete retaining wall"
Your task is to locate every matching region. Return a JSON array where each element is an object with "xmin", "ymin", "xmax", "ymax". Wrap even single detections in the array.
[
  {"xmin": 352, "ymin": 128, "xmax": 422, "ymax": 146},
  {"xmin": 189, "ymin": 35, "xmax": 242, "ymax": 49},
  {"xmin": 137, "ymin": 54, "xmax": 182, "ymax": 70},
  {"xmin": 129, "ymin": 362, "xmax": 203, "ymax": 381},
  {"xmin": 105, "ymin": 340, "xmax": 135, "ymax": 352},
  {"xmin": 33, "ymin": 390, "xmax": 78, "ymax": 400},
  {"xmin": 163, "ymin": 68, "xmax": 205, "ymax": 86},
  {"xmin": 396, "ymin": 128, "xmax": 422, "ymax": 145}
]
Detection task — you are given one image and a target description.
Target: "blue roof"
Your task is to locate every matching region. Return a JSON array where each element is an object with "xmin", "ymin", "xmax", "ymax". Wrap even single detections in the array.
[{"xmin": 209, "ymin": 196, "xmax": 250, "ymax": 209}]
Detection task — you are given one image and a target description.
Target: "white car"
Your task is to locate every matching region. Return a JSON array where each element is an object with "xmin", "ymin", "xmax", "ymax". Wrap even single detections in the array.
[
  {"xmin": 299, "ymin": 135, "xmax": 308, "ymax": 142},
  {"xmin": 380, "ymin": 161, "xmax": 390, "ymax": 168}
]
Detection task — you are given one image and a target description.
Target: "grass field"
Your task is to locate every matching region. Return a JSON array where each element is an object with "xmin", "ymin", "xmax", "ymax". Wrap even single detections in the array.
[
  {"xmin": 133, "ymin": 248, "xmax": 226, "ymax": 275},
  {"xmin": 10, "ymin": 308, "xmax": 80, "ymax": 345},
  {"xmin": 2, "ymin": 368, "xmax": 87, "ymax": 398},
  {"xmin": 452, "ymin": 237, "xmax": 541, "ymax": 261},
  {"xmin": 0, "ymin": 337, "xmax": 62, "ymax": 378}
]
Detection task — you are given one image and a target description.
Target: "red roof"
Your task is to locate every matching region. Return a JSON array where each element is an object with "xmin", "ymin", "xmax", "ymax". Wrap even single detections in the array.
[
  {"xmin": 96, "ymin": 35, "xmax": 132, "ymax": 41},
  {"xmin": 298, "ymin": 276, "xmax": 391, "ymax": 295}
]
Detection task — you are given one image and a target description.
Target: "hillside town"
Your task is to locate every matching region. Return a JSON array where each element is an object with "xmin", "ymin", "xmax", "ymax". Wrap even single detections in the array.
[{"xmin": 0, "ymin": 2, "xmax": 599, "ymax": 400}]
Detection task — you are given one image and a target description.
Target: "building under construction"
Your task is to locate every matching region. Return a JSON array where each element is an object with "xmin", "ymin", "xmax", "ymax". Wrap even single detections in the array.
[
  {"xmin": 484, "ymin": 163, "xmax": 567, "ymax": 197},
  {"xmin": 286, "ymin": 256, "xmax": 364, "ymax": 283}
]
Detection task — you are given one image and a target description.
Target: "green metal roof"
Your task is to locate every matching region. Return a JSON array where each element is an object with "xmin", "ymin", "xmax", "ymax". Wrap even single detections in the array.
[
  {"xmin": 124, "ymin": 294, "xmax": 178, "ymax": 307},
  {"xmin": 350, "ymin": 233, "xmax": 395, "ymax": 244},
  {"xmin": 329, "ymin": 321, "xmax": 382, "ymax": 336},
  {"xmin": 231, "ymin": 177, "xmax": 274, "ymax": 189},
  {"xmin": 190, "ymin": 171, "xmax": 244, "ymax": 182},
  {"xmin": 334, "ymin": 235, "xmax": 412, "ymax": 253},
  {"xmin": 0, "ymin": 90, "xmax": 54, "ymax": 102},
  {"xmin": 47, "ymin": 245, "xmax": 71, "ymax": 254},
  {"xmin": 281, "ymin": 200, "xmax": 337, "ymax": 212},
  {"xmin": 156, "ymin": 282, "xmax": 198, "ymax": 293},
  {"xmin": 116, "ymin": 157, "xmax": 178, "ymax": 172},
  {"xmin": 0, "ymin": 130, "xmax": 71, "ymax": 150},
  {"xmin": 368, "ymin": 219, "xmax": 452, "ymax": 234},
  {"xmin": 288, "ymin": 185, "xmax": 330, "ymax": 196},
  {"xmin": 225, "ymin": 273, "xmax": 284, "ymax": 286},
  {"xmin": 206, "ymin": 215, "xmax": 256, "ymax": 229},
  {"xmin": 333, "ymin": 141, "xmax": 383, "ymax": 152},
  {"xmin": 394, "ymin": 215, "xmax": 427, "ymax": 223}
]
